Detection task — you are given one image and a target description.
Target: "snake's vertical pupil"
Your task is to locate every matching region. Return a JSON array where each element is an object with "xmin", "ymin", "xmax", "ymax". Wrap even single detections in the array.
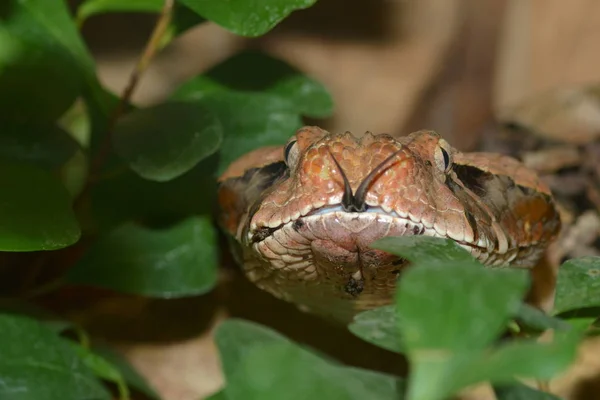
[
  {"xmin": 284, "ymin": 140, "xmax": 297, "ymax": 165},
  {"xmin": 441, "ymin": 148, "xmax": 450, "ymax": 170}
]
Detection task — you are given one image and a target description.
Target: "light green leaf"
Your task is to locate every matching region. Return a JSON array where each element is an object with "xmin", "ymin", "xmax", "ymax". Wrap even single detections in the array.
[
  {"xmin": 371, "ymin": 235, "xmax": 480, "ymax": 268},
  {"xmin": 113, "ymin": 101, "xmax": 222, "ymax": 182},
  {"xmin": 0, "ymin": 313, "xmax": 110, "ymax": 400},
  {"xmin": 215, "ymin": 319, "xmax": 403, "ymax": 400},
  {"xmin": 173, "ymin": 50, "xmax": 333, "ymax": 118},
  {"xmin": 389, "ymin": 247, "xmax": 578, "ymax": 400},
  {"xmin": 396, "ymin": 263, "xmax": 527, "ymax": 349},
  {"xmin": 554, "ymin": 256, "xmax": 600, "ymax": 315},
  {"xmin": 467, "ymin": 338, "xmax": 577, "ymax": 384},
  {"xmin": 67, "ymin": 216, "xmax": 218, "ymax": 297},
  {"xmin": 348, "ymin": 305, "xmax": 402, "ymax": 353},
  {"xmin": 177, "ymin": 0, "xmax": 317, "ymax": 37},
  {"xmin": 493, "ymin": 381, "xmax": 562, "ymax": 400},
  {"xmin": 0, "ymin": 160, "xmax": 80, "ymax": 251}
]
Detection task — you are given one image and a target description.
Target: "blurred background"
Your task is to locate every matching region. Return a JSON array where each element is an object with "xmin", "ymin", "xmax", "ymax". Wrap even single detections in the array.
[{"xmin": 69, "ymin": 0, "xmax": 600, "ymax": 398}]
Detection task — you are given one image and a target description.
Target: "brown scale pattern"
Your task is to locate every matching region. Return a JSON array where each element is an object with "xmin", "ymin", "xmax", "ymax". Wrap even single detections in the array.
[{"xmin": 218, "ymin": 126, "xmax": 562, "ymax": 321}]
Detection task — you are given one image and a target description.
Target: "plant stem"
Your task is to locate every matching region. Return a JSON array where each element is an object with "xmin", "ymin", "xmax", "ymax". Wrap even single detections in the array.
[{"xmin": 89, "ymin": 0, "xmax": 175, "ymax": 177}]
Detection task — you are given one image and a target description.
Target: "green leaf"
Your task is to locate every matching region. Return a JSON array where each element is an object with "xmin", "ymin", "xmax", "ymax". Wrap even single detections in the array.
[
  {"xmin": 69, "ymin": 344, "xmax": 130, "ymax": 400},
  {"xmin": 67, "ymin": 216, "xmax": 218, "ymax": 297},
  {"xmin": 0, "ymin": 0, "xmax": 96, "ymax": 121},
  {"xmin": 397, "ymin": 263, "xmax": 528, "ymax": 350},
  {"xmin": 207, "ymin": 93, "xmax": 301, "ymax": 174},
  {"xmin": 215, "ymin": 319, "xmax": 403, "ymax": 400},
  {"xmin": 0, "ymin": 160, "xmax": 80, "ymax": 251},
  {"xmin": 113, "ymin": 101, "xmax": 222, "ymax": 182},
  {"xmin": 0, "ymin": 313, "xmax": 110, "ymax": 400},
  {"xmin": 173, "ymin": 50, "xmax": 333, "ymax": 118},
  {"xmin": 554, "ymin": 256, "xmax": 600, "ymax": 315},
  {"xmin": 515, "ymin": 303, "xmax": 570, "ymax": 332},
  {"xmin": 348, "ymin": 305, "xmax": 402, "ymax": 353},
  {"xmin": 78, "ymin": 0, "xmax": 165, "ymax": 18},
  {"xmin": 172, "ymin": 91, "xmax": 302, "ymax": 175},
  {"xmin": 466, "ymin": 338, "xmax": 577, "ymax": 384},
  {"xmin": 177, "ymin": 0, "xmax": 317, "ymax": 37},
  {"xmin": 91, "ymin": 154, "xmax": 218, "ymax": 231},
  {"xmin": 0, "ymin": 120, "xmax": 80, "ymax": 170},
  {"xmin": 388, "ymin": 247, "xmax": 579, "ymax": 400},
  {"xmin": 371, "ymin": 235, "xmax": 480, "ymax": 268},
  {"xmin": 493, "ymin": 381, "xmax": 562, "ymax": 400},
  {"xmin": 206, "ymin": 390, "xmax": 228, "ymax": 400},
  {"xmin": 91, "ymin": 345, "xmax": 161, "ymax": 400},
  {"xmin": 76, "ymin": 0, "xmax": 204, "ymax": 37}
]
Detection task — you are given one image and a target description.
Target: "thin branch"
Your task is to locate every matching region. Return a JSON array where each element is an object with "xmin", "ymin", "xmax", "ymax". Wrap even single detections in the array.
[{"xmin": 90, "ymin": 0, "xmax": 175, "ymax": 176}]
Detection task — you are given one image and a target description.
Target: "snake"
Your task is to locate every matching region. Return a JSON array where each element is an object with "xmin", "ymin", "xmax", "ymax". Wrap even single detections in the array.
[{"xmin": 217, "ymin": 125, "xmax": 570, "ymax": 323}]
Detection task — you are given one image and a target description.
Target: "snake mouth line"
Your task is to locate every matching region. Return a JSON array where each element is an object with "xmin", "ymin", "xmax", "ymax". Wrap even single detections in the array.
[
  {"xmin": 249, "ymin": 204, "xmax": 486, "ymax": 255},
  {"xmin": 249, "ymin": 205, "xmax": 431, "ymax": 243}
]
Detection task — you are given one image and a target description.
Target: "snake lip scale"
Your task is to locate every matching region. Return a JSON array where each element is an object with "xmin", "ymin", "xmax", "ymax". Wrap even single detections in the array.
[
  {"xmin": 249, "ymin": 204, "xmax": 492, "ymax": 254},
  {"xmin": 218, "ymin": 126, "xmax": 562, "ymax": 321}
]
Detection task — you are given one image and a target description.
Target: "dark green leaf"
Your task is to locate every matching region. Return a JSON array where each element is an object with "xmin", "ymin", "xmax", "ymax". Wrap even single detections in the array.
[
  {"xmin": 515, "ymin": 303, "xmax": 570, "ymax": 332},
  {"xmin": 348, "ymin": 305, "xmax": 402, "ymax": 353},
  {"xmin": 76, "ymin": 0, "xmax": 204, "ymax": 37},
  {"xmin": 208, "ymin": 93, "xmax": 301, "ymax": 175},
  {"xmin": 77, "ymin": 0, "xmax": 164, "ymax": 19},
  {"xmin": 83, "ymin": 84, "xmax": 130, "ymax": 154},
  {"xmin": 69, "ymin": 344, "xmax": 129, "ymax": 399},
  {"xmin": 169, "ymin": 4, "xmax": 206, "ymax": 36},
  {"xmin": 493, "ymin": 381, "xmax": 562, "ymax": 400},
  {"xmin": 0, "ymin": 0, "xmax": 96, "ymax": 121},
  {"xmin": 0, "ymin": 313, "xmax": 110, "ymax": 400},
  {"xmin": 371, "ymin": 235, "xmax": 480, "ymax": 268},
  {"xmin": 554, "ymin": 256, "xmax": 600, "ymax": 315},
  {"xmin": 0, "ymin": 160, "xmax": 80, "ymax": 251},
  {"xmin": 172, "ymin": 92, "xmax": 302, "ymax": 175},
  {"xmin": 0, "ymin": 120, "xmax": 80, "ymax": 169},
  {"xmin": 215, "ymin": 319, "xmax": 403, "ymax": 400},
  {"xmin": 91, "ymin": 345, "xmax": 161, "ymax": 400},
  {"xmin": 173, "ymin": 50, "xmax": 333, "ymax": 118},
  {"xmin": 67, "ymin": 216, "xmax": 218, "ymax": 297},
  {"xmin": 91, "ymin": 155, "xmax": 218, "ymax": 231},
  {"xmin": 177, "ymin": 0, "xmax": 317, "ymax": 37},
  {"xmin": 113, "ymin": 101, "xmax": 222, "ymax": 181}
]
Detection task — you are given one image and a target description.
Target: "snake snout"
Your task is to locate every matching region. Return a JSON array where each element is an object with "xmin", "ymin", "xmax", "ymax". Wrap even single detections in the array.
[{"xmin": 327, "ymin": 148, "xmax": 404, "ymax": 213}]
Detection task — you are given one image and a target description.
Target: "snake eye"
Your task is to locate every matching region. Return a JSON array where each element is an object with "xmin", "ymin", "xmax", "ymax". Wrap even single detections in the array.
[
  {"xmin": 284, "ymin": 139, "xmax": 299, "ymax": 168},
  {"xmin": 434, "ymin": 142, "xmax": 453, "ymax": 173}
]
